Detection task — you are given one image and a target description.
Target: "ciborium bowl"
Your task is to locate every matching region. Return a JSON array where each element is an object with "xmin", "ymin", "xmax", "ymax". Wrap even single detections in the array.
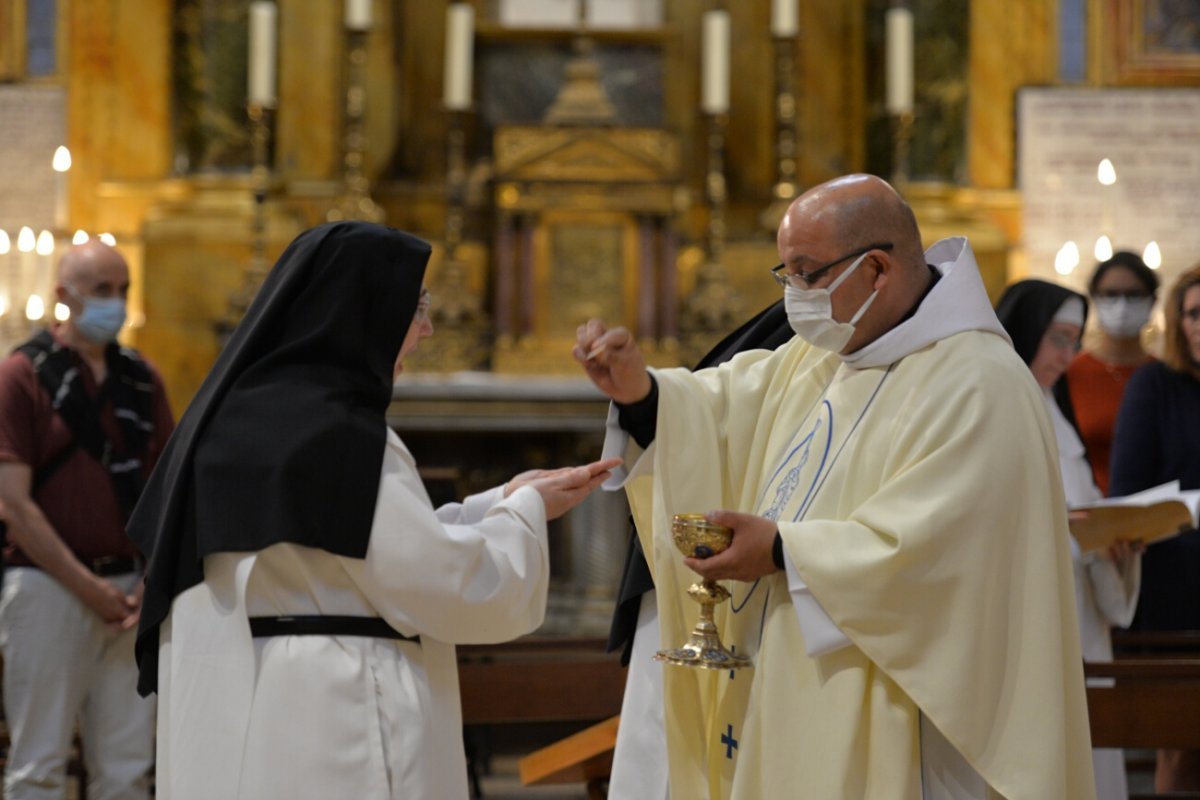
[
  {"xmin": 671, "ymin": 513, "xmax": 733, "ymax": 560},
  {"xmin": 655, "ymin": 513, "xmax": 753, "ymax": 671}
]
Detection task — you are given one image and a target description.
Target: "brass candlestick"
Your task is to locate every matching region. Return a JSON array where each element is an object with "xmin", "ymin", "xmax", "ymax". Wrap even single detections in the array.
[
  {"xmin": 680, "ymin": 113, "xmax": 740, "ymax": 364},
  {"xmin": 704, "ymin": 112, "xmax": 727, "ymax": 267},
  {"xmin": 215, "ymin": 102, "xmax": 274, "ymax": 342},
  {"xmin": 656, "ymin": 514, "xmax": 753, "ymax": 670},
  {"xmin": 890, "ymin": 110, "xmax": 914, "ymax": 192},
  {"xmin": 327, "ymin": 27, "xmax": 383, "ymax": 223},
  {"xmin": 444, "ymin": 110, "xmax": 468, "ymax": 264},
  {"xmin": 759, "ymin": 34, "xmax": 801, "ymax": 232},
  {"xmin": 405, "ymin": 108, "xmax": 491, "ymax": 372}
]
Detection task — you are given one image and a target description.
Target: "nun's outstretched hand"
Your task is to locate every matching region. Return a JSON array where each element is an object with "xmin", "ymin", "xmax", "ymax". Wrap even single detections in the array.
[{"xmin": 506, "ymin": 457, "xmax": 622, "ymax": 520}]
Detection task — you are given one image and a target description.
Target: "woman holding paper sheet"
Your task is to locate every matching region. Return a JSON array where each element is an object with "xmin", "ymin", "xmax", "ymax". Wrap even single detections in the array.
[
  {"xmin": 997, "ymin": 279, "xmax": 1141, "ymax": 800},
  {"xmin": 1110, "ymin": 264, "xmax": 1200, "ymax": 793}
]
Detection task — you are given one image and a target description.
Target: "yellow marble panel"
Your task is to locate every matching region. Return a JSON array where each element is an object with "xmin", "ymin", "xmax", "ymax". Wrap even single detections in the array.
[
  {"xmin": 139, "ymin": 196, "xmax": 303, "ymax": 413},
  {"xmin": 967, "ymin": 0, "xmax": 1056, "ymax": 189}
]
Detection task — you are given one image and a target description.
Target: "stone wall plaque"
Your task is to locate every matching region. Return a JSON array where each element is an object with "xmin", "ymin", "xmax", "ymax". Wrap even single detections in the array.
[{"xmin": 1018, "ymin": 87, "xmax": 1200, "ymax": 292}]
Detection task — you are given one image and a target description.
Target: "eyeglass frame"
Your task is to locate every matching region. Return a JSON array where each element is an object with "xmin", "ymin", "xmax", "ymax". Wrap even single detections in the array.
[
  {"xmin": 770, "ymin": 242, "xmax": 894, "ymax": 290},
  {"xmin": 413, "ymin": 289, "xmax": 433, "ymax": 323},
  {"xmin": 1042, "ymin": 329, "xmax": 1082, "ymax": 352},
  {"xmin": 1092, "ymin": 289, "xmax": 1153, "ymax": 301}
]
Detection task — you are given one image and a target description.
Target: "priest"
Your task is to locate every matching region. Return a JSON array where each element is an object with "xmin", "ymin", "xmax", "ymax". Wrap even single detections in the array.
[{"xmin": 576, "ymin": 174, "xmax": 1095, "ymax": 799}]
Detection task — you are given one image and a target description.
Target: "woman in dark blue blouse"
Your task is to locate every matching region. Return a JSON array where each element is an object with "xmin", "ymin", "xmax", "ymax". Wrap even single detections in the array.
[{"xmin": 1108, "ymin": 263, "xmax": 1200, "ymax": 792}]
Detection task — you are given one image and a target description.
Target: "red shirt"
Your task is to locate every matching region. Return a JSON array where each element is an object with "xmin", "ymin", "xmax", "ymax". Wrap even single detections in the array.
[
  {"xmin": 0, "ymin": 334, "xmax": 175, "ymax": 566},
  {"xmin": 1065, "ymin": 350, "xmax": 1150, "ymax": 496}
]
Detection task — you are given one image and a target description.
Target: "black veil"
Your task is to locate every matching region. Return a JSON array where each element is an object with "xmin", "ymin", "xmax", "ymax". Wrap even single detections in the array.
[
  {"xmin": 129, "ymin": 221, "xmax": 431, "ymax": 694},
  {"xmin": 995, "ymin": 278, "xmax": 1089, "ymax": 434}
]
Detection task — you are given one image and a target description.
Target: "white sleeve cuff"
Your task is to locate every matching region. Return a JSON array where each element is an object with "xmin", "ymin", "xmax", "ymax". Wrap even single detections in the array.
[
  {"xmin": 601, "ymin": 401, "xmax": 653, "ymax": 490},
  {"xmin": 438, "ymin": 484, "xmax": 507, "ymax": 526},
  {"xmin": 784, "ymin": 549, "xmax": 852, "ymax": 657}
]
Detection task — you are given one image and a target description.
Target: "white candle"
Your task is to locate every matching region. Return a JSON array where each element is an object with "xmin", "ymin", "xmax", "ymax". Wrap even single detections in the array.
[
  {"xmin": 247, "ymin": 1, "xmax": 278, "ymax": 107},
  {"xmin": 17, "ymin": 227, "xmax": 35, "ymax": 318},
  {"xmin": 771, "ymin": 0, "xmax": 798, "ymax": 37},
  {"xmin": 443, "ymin": 3, "xmax": 475, "ymax": 110},
  {"xmin": 885, "ymin": 6, "xmax": 914, "ymax": 114},
  {"xmin": 345, "ymin": 0, "xmax": 372, "ymax": 31},
  {"xmin": 52, "ymin": 146, "xmax": 71, "ymax": 232},
  {"xmin": 0, "ymin": 230, "xmax": 9, "ymax": 317},
  {"xmin": 702, "ymin": 10, "xmax": 731, "ymax": 115},
  {"xmin": 36, "ymin": 230, "xmax": 55, "ymax": 312}
]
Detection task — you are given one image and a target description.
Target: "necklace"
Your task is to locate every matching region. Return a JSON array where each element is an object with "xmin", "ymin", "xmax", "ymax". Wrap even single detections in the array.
[
  {"xmin": 1099, "ymin": 361, "xmax": 1128, "ymax": 383},
  {"xmin": 1092, "ymin": 352, "xmax": 1148, "ymax": 384}
]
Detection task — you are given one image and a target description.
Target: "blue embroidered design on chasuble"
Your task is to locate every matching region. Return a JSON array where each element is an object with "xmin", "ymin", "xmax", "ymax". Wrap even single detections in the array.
[{"xmin": 724, "ymin": 400, "xmax": 835, "ymax": 669}]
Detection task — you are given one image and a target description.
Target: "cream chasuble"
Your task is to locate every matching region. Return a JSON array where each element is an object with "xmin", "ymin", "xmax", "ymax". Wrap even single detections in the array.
[{"xmin": 613, "ymin": 238, "xmax": 1096, "ymax": 799}]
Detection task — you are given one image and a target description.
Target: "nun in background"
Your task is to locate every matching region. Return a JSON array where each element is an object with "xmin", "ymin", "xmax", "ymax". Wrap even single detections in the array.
[
  {"xmin": 996, "ymin": 278, "xmax": 1141, "ymax": 800},
  {"xmin": 128, "ymin": 221, "xmax": 618, "ymax": 800}
]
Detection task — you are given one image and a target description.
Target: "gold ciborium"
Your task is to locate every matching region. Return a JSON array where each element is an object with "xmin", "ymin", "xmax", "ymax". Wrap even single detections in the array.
[{"xmin": 655, "ymin": 514, "xmax": 753, "ymax": 670}]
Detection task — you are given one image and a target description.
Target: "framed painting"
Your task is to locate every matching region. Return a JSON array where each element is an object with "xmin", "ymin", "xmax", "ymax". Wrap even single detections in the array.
[{"xmin": 1105, "ymin": 0, "xmax": 1200, "ymax": 82}]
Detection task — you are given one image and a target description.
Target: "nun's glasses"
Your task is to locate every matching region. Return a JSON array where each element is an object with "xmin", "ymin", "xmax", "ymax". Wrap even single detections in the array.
[{"xmin": 414, "ymin": 290, "xmax": 433, "ymax": 323}]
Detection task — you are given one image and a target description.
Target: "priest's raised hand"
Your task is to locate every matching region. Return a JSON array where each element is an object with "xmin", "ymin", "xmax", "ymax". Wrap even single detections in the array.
[{"xmin": 573, "ymin": 319, "xmax": 653, "ymax": 404}]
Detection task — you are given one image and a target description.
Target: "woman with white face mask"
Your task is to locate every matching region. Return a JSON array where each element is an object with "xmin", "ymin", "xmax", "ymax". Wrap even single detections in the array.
[{"xmin": 1065, "ymin": 251, "xmax": 1159, "ymax": 495}]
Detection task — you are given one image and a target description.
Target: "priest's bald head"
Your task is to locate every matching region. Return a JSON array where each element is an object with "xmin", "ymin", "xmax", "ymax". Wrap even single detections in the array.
[{"xmin": 776, "ymin": 173, "xmax": 930, "ymax": 355}]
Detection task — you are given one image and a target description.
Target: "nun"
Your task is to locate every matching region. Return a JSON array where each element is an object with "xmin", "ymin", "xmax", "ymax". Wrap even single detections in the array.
[
  {"xmin": 129, "ymin": 221, "xmax": 618, "ymax": 799},
  {"xmin": 996, "ymin": 278, "xmax": 1140, "ymax": 800}
]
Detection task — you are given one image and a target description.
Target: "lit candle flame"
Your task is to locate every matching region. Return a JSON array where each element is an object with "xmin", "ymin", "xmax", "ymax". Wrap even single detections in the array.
[
  {"xmin": 1143, "ymin": 241, "xmax": 1162, "ymax": 269},
  {"xmin": 52, "ymin": 146, "xmax": 72, "ymax": 172},
  {"xmin": 72, "ymin": 230, "xmax": 89, "ymax": 245},
  {"xmin": 25, "ymin": 295, "xmax": 45, "ymax": 321},
  {"xmin": 17, "ymin": 226, "xmax": 35, "ymax": 252},
  {"xmin": 55, "ymin": 302, "xmax": 71, "ymax": 321},
  {"xmin": 0, "ymin": 230, "xmax": 10, "ymax": 255},
  {"xmin": 1055, "ymin": 241, "xmax": 1080, "ymax": 275},
  {"xmin": 98, "ymin": 232, "xmax": 116, "ymax": 246},
  {"xmin": 1094, "ymin": 235, "xmax": 1113, "ymax": 262},
  {"xmin": 1097, "ymin": 159, "xmax": 1117, "ymax": 186},
  {"xmin": 36, "ymin": 230, "xmax": 55, "ymax": 255}
]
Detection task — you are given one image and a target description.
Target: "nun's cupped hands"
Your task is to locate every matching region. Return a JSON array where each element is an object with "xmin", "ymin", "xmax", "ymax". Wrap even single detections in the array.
[{"xmin": 506, "ymin": 457, "xmax": 622, "ymax": 521}]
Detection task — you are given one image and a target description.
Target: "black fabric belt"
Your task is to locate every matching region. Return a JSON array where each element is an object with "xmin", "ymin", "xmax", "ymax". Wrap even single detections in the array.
[
  {"xmin": 11, "ymin": 555, "xmax": 141, "ymax": 577},
  {"xmin": 248, "ymin": 615, "xmax": 419, "ymax": 643},
  {"xmin": 89, "ymin": 556, "xmax": 142, "ymax": 577}
]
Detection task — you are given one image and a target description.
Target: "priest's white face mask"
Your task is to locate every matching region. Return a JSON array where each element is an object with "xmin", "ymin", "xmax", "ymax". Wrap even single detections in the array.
[{"xmin": 784, "ymin": 251, "xmax": 878, "ymax": 352}]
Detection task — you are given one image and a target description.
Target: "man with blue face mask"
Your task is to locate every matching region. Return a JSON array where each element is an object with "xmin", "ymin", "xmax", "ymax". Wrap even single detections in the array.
[
  {"xmin": 575, "ymin": 174, "xmax": 1096, "ymax": 799},
  {"xmin": 0, "ymin": 240, "xmax": 174, "ymax": 800}
]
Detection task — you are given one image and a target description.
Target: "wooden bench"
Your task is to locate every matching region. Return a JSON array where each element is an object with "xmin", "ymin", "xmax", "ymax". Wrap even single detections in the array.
[
  {"xmin": 457, "ymin": 636, "xmax": 626, "ymax": 796},
  {"xmin": 1086, "ymin": 659, "xmax": 1200, "ymax": 749},
  {"xmin": 458, "ymin": 636, "xmax": 626, "ymax": 726}
]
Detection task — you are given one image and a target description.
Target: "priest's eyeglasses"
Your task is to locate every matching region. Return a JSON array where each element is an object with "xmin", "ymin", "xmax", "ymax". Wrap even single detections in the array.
[
  {"xmin": 414, "ymin": 290, "xmax": 433, "ymax": 323},
  {"xmin": 771, "ymin": 242, "xmax": 894, "ymax": 289}
]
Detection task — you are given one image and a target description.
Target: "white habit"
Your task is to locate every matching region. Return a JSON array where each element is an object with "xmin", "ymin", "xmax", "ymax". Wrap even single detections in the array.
[
  {"xmin": 1046, "ymin": 391, "xmax": 1140, "ymax": 800},
  {"xmin": 154, "ymin": 427, "xmax": 549, "ymax": 799}
]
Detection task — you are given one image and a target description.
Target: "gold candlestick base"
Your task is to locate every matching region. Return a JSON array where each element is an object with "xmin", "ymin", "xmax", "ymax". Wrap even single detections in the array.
[{"xmin": 656, "ymin": 514, "xmax": 753, "ymax": 671}]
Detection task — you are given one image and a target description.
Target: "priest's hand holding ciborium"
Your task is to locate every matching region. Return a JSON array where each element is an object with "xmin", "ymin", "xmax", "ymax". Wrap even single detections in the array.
[{"xmin": 655, "ymin": 513, "xmax": 753, "ymax": 670}]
